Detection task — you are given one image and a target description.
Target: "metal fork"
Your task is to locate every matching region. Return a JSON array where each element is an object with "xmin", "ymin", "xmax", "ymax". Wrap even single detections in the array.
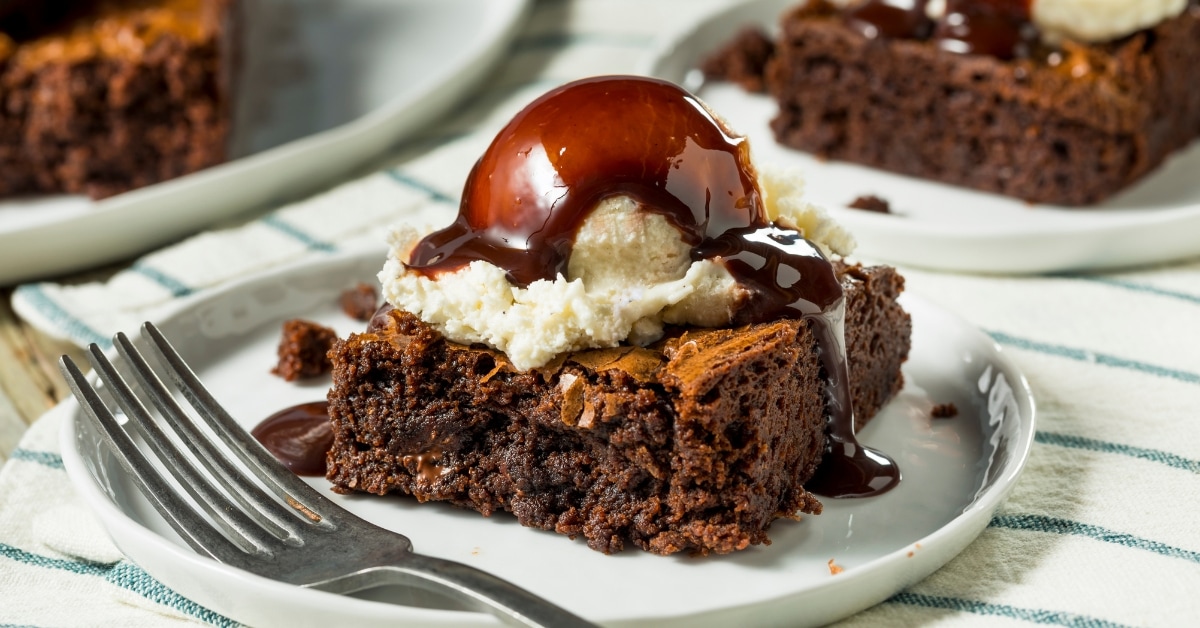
[{"xmin": 60, "ymin": 322, "xmax": 595, "ymax": 628}]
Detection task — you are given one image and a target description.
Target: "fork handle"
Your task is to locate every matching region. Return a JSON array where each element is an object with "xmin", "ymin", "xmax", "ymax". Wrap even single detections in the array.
[{"xmin": 309, "ymin": 551, "xmax": 597, "ymax": 628}]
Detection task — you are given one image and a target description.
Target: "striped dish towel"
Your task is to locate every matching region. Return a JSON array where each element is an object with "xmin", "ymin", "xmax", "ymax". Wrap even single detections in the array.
[{"xmin": 5, "ymin": 0, "xmax": 1200, "ymax": 625}]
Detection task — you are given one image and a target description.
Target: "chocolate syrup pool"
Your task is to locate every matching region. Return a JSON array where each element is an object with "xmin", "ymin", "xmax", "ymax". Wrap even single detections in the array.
[
  {"xmin": 406, "ymin": 75, "xmax": 900, "ymax": 498},
  {"xmin": 252, "ymin": 401, "xmax": 331, "ymax": 476}
]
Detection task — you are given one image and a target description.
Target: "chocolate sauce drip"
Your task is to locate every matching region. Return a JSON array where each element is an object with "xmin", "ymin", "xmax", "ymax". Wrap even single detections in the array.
[
  {"xmin": 252, "ymin": 401, "xmax": 333, "ymax": 476},
  {"xmin": 805, "ymin": 319, "xmax": 901, "ymax": 496},
  {"xmin": 844, "ymin": 0, "xmax": 933, "ymax": 40},
  {"xmin": 366, "ymin": 303, "xmax": 395, "ymax": 332},
  {"xmin": 406, "ymin": 76, "xmax": 898, "ymax": 498},
  {"xmin": 935, "ymin": 0, "xmax": 1037, "ymax": 59},
  {"xmin": 842, "ymin": 0, "xmax": 1036, "ymax": 60}
]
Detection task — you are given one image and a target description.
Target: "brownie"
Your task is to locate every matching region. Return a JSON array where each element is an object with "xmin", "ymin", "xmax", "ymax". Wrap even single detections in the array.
[
  {"xmin": 339, "ymin": 283, "xmax": 379, "ymax": 322},
  {"xmin": 326, "ymin": 263, "xmax": 911, "ymax": 556},
  {"xmin": 272, "ymin": 319, "xmax": 337, "ymax": 382},
  {"xmin": 756, "ymin": 1, "xmax": 1200, "ymax": 206},
  {"xmin": 700, "ymin": 26, "xmax": 775, "ymax": 93},
  {"xmin": 0, "ymin": 0, "xmax": 237, "ymax": 199},
  {"xmin": 848, "ymin": 194, "xmax": 891, "ymax": 213}
]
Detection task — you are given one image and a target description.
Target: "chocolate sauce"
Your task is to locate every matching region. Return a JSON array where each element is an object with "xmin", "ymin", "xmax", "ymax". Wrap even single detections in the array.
[
  {"xmin": 251, "ymin": 401, "xmax": 333, "ymax": 476},
  {"xmin": 0, "ymin": 0, "xmax": 76, "ymax": 41},
  {"xmin": 935, "ymin": 0, "xmax": 1037, "ymax": 59},
  {"xmin": 402, "ymin": 450, "xmax": 448, "ymax": 484},
  {"xmin": 841, "ymin": 0, "xmax": 1036, "ymax": 60},
  {"xmin": 407, "ymin": 76, "xmax": 762, "ymax": 287},
  {"xmin": 366, "ymin": 303, "xmax": 395, "ymax": 332},
  {"xmin": 407, "ymin": 76, "xmax": 898, "ymax": 498},
  {"xmin": 844, "ymin": 0, "xmax": 933, "ymax": 40}
]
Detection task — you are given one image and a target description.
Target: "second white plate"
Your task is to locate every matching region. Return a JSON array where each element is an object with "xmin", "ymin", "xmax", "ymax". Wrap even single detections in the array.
[
  {"xmin": 0, "ymin": 0, "xmax": 530, "ymax": 285},
  {"xmin": 61, "ymin": 249, "xmax": 1035, "ymax": 627},
  {"xmin": 644, "ymin": 0, "xmax": 1200, "ymax": 274}
]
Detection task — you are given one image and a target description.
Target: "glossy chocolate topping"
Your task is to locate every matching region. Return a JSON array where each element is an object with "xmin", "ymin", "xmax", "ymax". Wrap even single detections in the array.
[
  {"xmin": 405, "ymin": 76, "xmax": 898, "ymax": 498},
  {"xmin": 407, "ymin": 75, "xmax": 763, "ymax": 287},
  {"xmin": 842, "ymin": 0, "xmax": 1036, "ymax": 60},
  {"xmin": 936, "ymin": 0, "xmax": 1036, "ymax": 59},
  {"xmin": 845, "ymin": 0, "xmax": 934, "ymax": 40},
  {"xmin": 252, "ymin": 402, "xmax": 333, "ymax": 476}
]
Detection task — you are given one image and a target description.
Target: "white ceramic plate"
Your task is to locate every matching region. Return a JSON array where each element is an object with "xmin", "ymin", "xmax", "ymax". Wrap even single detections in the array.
[
  {"xmin": 59, "ymin": 249, "xmax": 1034, "ymax": 627},
  {"xmin": 0, "ymin": 0, "xmax": 529, "ymax": 285},
  {"xmin": 643, "ymin": 0, "xmax": 1200, "ymax": 274}
]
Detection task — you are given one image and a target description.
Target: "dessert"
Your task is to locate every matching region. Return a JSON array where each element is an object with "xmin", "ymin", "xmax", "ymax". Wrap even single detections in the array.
[
  {"xmin": 325, "ymin": 76, "xmax": 911, "ymax": 555},
  {"xmin": 271, "ymin": 319, "xmax": 336, "ymax": 382},
  {"xmin": 708, "ymin": 0, "xmax": 1200, "ymax": 205},
  {"xmin": 0, "ymin": 0, "xmax": 237, "ymax": 199},
  {"xmin": 700, "ymin": 27, "xmax": 775, "ymax": 93}
]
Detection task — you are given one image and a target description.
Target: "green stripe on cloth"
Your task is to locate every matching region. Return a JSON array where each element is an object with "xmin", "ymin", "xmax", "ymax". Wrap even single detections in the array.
[
  {"xmin": 1061, "ymin": 275, "xmax": 1200, "ymax": 306},
  {"xmin": 9, "ymin": 449, "xmax": 64, "ymax": 469},
  {"xmin": 0, "ymin": 542, "xmax": 109, "ymax": 577},
  {"xmin": 887, "ymin": 592, "xmax": 1133, "ymax": 628},
  {"xmin": 513, "ymin": 32, "xmax": 655, "ymax": 51},
  {"xmin": 1, "ymin": 544, "xmax": 237, "ymax": 626},
  {"xmin": 105, "ymin": 562, "xmax": 239, "ymax": 628},
  {"xmin": 131, "ymin": 262, "xmax": 192, "ymax": 298},
  {"xmin": 258, "ymin": 215, "xmax": 336, "ymax": 252},
  {"xmin": 10, "ymin": 284, "xmax": 109, "ymax": 348},
  {"xmin": 1035, "ymin": 431, "xmax": 1200, "ymax": 474},
  {"xmin": 386, "ymin": 170, "xmax": 457, "ymax": 205},
  {"xmin": 990, "ymin": 515, "xmax": 1200, "ymax": 565},
  {"xmin": 988, "ymin": 330, "xmax": 1200, "ymax": 385}
]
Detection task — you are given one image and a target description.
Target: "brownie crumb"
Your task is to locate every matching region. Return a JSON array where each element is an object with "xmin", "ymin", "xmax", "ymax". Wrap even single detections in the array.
[
  {"xmin": 848, "ymin": 195, "xmax": 892, "ymax": 213},
  {"xmin": 339, "ymin": 283, "xmax": 379, "ymax": 321},
  {"xmin": 701, "ymin": 27, "xmax": 775, "ymax": 92},
  {"xmin": 931, "ymin": 402, "xmax": 959, "ymax": 418},
  {"xmin": 272, "ymin": 319, "xmax": 338, "ymax": 381}
]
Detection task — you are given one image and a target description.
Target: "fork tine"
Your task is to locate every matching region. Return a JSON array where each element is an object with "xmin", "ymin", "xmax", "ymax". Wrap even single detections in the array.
[
  {"xmin": 141, "ymin": 322, "xmax": 339, "ymax": 521},
  {"xmin": 112, "ymin": 331, "xmax": 308, "ymax": 542},
  {"xmin": 77, "ymin": 343, "xmax": 281, "ymax": 555},
  {"xmin": 60, "ymin": 354, "xmax": 247, "ymax": 562}
]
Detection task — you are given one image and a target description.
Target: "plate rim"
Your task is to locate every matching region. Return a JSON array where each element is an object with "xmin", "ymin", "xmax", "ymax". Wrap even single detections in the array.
[{"xmin": 57, "ymin": 249, "xmax": 1037, "ymax": 627}]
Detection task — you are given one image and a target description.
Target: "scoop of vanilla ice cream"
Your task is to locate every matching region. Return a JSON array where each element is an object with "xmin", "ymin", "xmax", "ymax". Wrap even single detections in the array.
[
  {"xmin": 1033, "ymin": 0, "xmax": 1187, "ymax": 43},
  {"xmin": 380, "ymin": 166, "xmax": 854, "ymax": 371}
]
